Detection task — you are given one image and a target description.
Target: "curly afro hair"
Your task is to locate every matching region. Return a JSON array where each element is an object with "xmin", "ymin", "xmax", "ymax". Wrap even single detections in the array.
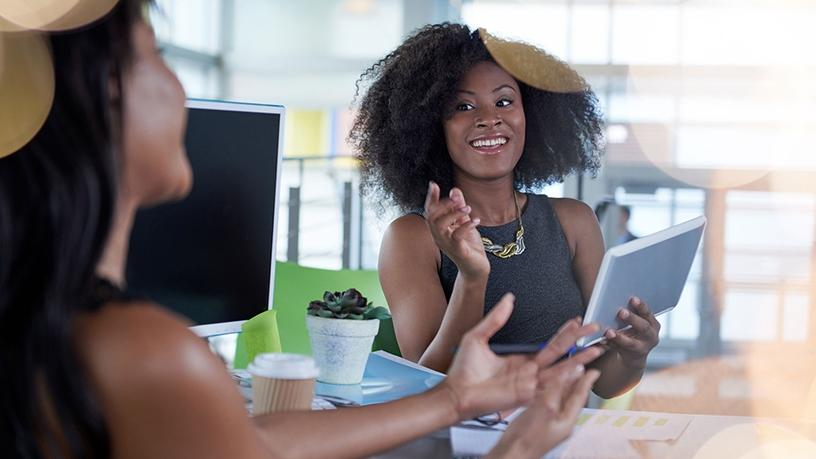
[{"xmin": 349, "ymin": 23, "xmax": 605, "ymax": 213}]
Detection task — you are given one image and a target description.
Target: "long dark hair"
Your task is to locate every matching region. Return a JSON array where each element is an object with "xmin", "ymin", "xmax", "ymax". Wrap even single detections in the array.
[{"xmin": 0, "ymin": 1, "xmax": 146, "ymax": 456}]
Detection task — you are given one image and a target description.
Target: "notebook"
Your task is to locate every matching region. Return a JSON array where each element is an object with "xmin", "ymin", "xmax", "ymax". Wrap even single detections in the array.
[
  {"xmin": 578, "ymin": 216, "xmax": 706, "ymax": 348},
  {"xmin": 315, "ymin": 351, "xmax": 445, "ymax": 405}
]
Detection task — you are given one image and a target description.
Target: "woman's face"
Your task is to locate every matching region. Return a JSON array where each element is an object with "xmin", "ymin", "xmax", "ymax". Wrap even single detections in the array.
[
  {"xmin": 121, "ymin": 21, "xmax": 191, "ymax": 207},
  {"xmin": 443, "ymin": 61, "xmax": 526, "ymax": 184}
]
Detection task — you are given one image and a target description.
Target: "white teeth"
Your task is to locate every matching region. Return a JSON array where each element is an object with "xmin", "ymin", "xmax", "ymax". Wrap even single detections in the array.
[{"xmin": 470, "ymin": 137, "xmax": 508, "ymax": 148}]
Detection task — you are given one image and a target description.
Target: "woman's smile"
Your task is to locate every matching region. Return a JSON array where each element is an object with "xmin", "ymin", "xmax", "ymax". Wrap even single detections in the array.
[{"xmin": 468, "ymin": 133, "xmax": 511, "ymax": 156}]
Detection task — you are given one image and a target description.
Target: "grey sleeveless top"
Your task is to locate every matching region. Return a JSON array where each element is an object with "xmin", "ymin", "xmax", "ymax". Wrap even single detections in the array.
[{"xmin": 438, "ymin": 194, "xmax": 585, "ymax": 344}]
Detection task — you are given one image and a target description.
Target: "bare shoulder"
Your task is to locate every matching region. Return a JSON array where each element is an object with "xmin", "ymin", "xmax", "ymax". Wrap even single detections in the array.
[
  {"xmin": 74, "ymin": 302, "xmax": 260, "ymax": 456},
  {"xmin": 74, "ymin": 302, "xmax": 216, "ymax": 388},
  {"xmin": 548, "ymin": 197, "xmax": 596, "ymax": 222},
  {"xmin": 384, "ymin": 213, "xmax": 432, "ymax": 243},
  {"xmin": 381, "ymin": 213, "xmax": 438, "ymax": 263},
  {"xmin": 548, "ymin": 197, "xmax": 600, "ymax": 254}
]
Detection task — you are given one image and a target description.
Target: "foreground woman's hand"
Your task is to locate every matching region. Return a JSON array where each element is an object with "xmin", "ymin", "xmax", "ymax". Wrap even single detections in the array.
[
  {"xmin": 487, "ymin": 367, "xmax": 601, "ymax": 459},
  {"xmin": 442, "ymin": 294, "xmax": 605, "ymax": 421}
]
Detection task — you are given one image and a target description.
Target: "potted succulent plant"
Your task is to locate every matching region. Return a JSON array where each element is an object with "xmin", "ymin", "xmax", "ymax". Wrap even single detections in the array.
[{"xmin": 306, "ymin": 288, "xmax": 391, "ymax": 384}]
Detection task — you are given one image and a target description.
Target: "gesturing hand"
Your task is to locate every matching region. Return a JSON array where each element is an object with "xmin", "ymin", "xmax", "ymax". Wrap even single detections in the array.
[
  {"xmin": 489, "ymin": 367, "xmax": 601, "ymax": 459},
  {"xmin": 443, "ymin": 294, "xmax": 539, "ymax": 420},
  {"xmin": 604, "ymin": 297, "xmax": 661, "ymax": 370},
  {"xmin": 424, "ymin": 181, "xmax": 489, "ymax": 278},
  {"xmin": 464, "ymin": 316, "xmax": 605, "ymax": 459},
  {"xmin": 443, "ymin": 295, "xmax": 606, "ymax": 422}
]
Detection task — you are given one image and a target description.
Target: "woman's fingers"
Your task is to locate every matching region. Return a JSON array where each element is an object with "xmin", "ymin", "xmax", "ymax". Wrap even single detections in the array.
[
  {"xmin": 424, "ymin": 181, "xmax": 440, "ymax": 212},
  {"xmin": 629, "ymin": 297, "xmax": 661, "ymax": 330},
  {"xmin": 537, "ymin": 346, "xmax": 604, "ymax": 387},
  {"xmin": 450, "ymin": 218, "xmax": 480, "ymax": 242},
  {"xmin": 534, "ymin": 319, "xmax": 599, "ymax": 367},
  {"xmin": 560, "ymin": 369, "xmax": 601, "ymax": 417},
  {"xmin": 617, "ymin": 307, "xmax": 652, "ymax": 335}
]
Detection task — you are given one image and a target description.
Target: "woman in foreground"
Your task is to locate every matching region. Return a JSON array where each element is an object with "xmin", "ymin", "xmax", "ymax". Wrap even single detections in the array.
[{"xmin": 0, "ymin": 3, "xmax": 603, "ymax": 458}]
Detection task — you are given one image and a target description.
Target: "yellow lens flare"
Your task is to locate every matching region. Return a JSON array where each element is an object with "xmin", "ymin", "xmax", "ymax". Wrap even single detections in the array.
[
  {"xmin": 0, "ymin": 0, "xmax": 118, "ymax": 32},
  {"xmin": 478, "ymin": 28, "xmax": 588, "ymax": 94},
  {"xmin": 0, "ymin": 32, "xmax": 55, "ymax": 159}
]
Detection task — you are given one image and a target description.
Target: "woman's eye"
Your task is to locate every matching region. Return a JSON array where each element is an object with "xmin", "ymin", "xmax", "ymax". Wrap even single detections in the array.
[
  {"xmin": 456, "ymin": 102, "xmax": 475, "ymax": 111},
  {"xmin": 496, "ymin": 98, "xmax": 512, "ymax": 108}
]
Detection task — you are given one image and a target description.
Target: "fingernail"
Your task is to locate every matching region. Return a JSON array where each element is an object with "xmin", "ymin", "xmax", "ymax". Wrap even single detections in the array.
[
  {"xmin": 574, "ymin": 364, "xmax": 585, "ymax": 375},
  {"xmin": 472, "ymin": 218, "xmax": 480, "ymax": 225},
  {"xmin": 620, "ymin": 310, "xmax": 629, "ymax": 319},
  {"xmin": 632, "ymin": 297, "xmax": 641, "ymax": 305}
]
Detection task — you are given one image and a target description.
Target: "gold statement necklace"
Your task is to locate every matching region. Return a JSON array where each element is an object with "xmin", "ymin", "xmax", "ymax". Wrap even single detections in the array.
[{"xmin": 480, "ymin": 192, "xmax": 526, "ymax": 259}]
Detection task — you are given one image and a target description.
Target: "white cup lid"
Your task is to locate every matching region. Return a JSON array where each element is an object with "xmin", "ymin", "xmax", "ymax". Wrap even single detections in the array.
[{"xmin": 247, "ymin": 353, "xmax": 320, "ymax": 379}]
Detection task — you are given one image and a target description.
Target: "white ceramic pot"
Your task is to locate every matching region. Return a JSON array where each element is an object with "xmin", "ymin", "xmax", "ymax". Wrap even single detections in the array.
[{"xmin": 306, "ymin": 315, "xmax": 380, "ymax": 385}]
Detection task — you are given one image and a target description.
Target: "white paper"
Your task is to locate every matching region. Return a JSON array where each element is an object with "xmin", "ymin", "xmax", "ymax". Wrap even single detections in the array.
[{"xmin": 450, "ymin": 408, "xmax": 692, "ymax": 458}]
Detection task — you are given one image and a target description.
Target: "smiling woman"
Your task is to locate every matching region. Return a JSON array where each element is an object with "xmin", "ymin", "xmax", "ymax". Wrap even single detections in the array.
[{"xmin": 351, "ymin": 23, "xmax": 662, "ymax": 399}]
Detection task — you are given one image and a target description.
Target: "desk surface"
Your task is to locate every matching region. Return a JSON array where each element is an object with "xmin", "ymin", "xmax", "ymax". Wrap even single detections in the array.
[{"xmin": 373, "ymin": 411, "xmax": 816, "ymax": 458}]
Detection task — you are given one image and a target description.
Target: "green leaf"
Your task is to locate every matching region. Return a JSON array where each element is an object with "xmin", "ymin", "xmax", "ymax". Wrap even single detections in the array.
[
  {"xmin": 317, "ymin": 310, "xmax": 335, "ymax": 318},
  {"xmin": 347, "ymin": 313, "xmax": 364, "ymax": 320},
  {"xmin": 364, "ymin": 306, "xmax": 391, "ymax": 320}
]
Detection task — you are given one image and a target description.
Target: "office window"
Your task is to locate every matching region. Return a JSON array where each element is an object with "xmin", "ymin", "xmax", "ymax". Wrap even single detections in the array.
[
  {"xmin": 721, "ymin": 190, "xmax": 814, "ymax": 343},
  {"xmin": 152, "ymin": 0, "xmax": 224, "ymax": 99},
  {"xmin": 611, "ymin": 4, "xmax": 679, "ymax": 65},
  {"xmin": 154, "ymin": 0, "xmax": 222, "ymax": 54},
  {"xmin": 462, "ymin": 1, "xmax": 570, "ymax": 60},
  {"xmin": 570, "ymin": 4, "xmax": 610, "ymax": 64}
]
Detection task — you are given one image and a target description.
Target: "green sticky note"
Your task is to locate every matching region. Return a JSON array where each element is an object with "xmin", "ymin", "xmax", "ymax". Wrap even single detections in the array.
[
  {"xmin": 655, "ymin": 418, "xmax": 668, "ymax": 426},
  {"xmin": 576, "ymin": 413, "xmax": 592, "ymax": 426},
  {"xmin": 613, "ymin": 416, "xmax": 630, "ymax": 427},
  {"xmin": 233, "ymin": 310, "xmax": 282, "ymax": 369},
  {"xmin": 634, "ymin": 416, "xmax": 649, "ymax": 427}
]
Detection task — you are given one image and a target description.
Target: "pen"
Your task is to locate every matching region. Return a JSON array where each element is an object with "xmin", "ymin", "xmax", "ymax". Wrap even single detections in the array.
[{"xmin": 488, "ymin": 343, "xmax": 579, "ymax": 357}]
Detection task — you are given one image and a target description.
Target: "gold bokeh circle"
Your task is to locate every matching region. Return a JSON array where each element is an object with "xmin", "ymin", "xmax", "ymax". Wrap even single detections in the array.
[{"xmin": 0, "ymin": 32, "xmax": 55, "ymax": 158}]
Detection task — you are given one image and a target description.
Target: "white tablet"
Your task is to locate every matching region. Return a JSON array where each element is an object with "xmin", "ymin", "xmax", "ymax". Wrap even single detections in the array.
[{"xmin": 577, "ymin": 215, "xmax": 707, "ymax": 348}]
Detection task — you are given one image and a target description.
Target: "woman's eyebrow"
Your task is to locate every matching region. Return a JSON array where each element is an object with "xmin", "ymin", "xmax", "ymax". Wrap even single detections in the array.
[{"xmin": 456, "ymin": 84, "xmax": 516, "ymax": 95}]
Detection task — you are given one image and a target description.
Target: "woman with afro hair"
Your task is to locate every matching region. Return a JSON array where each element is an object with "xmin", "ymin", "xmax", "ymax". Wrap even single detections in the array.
[{"xmin": 351, "ymin": 23, "xmax": 660, "ymax": 398}]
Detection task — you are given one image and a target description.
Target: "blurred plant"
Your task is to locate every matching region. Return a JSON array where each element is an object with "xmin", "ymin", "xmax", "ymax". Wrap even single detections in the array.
[{"xmin": 307, "ymin": 288, "xmax": 391, "ymax": 320}]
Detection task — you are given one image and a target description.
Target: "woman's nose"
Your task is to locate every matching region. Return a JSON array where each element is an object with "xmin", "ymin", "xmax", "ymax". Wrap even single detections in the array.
[{"xmin": 475, "ymin": 107, "xmax": 502, "ymax": 128}]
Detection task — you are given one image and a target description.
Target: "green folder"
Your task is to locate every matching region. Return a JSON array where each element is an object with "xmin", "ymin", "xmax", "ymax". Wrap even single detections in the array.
[{"xmin": 233, "ymin": 309, "xmax": 282, "ymax": 369}]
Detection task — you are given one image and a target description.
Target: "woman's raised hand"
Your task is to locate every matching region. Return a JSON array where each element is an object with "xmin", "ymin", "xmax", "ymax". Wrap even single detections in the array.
[{"xmin": 424, "ymin": 181, "xmax": 489, "ymax": 278}]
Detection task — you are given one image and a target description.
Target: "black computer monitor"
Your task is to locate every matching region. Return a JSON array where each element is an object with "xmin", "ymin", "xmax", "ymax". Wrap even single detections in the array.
[{"xmin": 126, "ymin": 99, "xmax": 285, "ymax": 337}]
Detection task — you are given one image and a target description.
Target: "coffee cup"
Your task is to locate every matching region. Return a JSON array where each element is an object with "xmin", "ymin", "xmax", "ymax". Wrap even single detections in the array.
[{"xmin": 248, "ymin": 353, "xmax": 320, "ymax": 415}]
